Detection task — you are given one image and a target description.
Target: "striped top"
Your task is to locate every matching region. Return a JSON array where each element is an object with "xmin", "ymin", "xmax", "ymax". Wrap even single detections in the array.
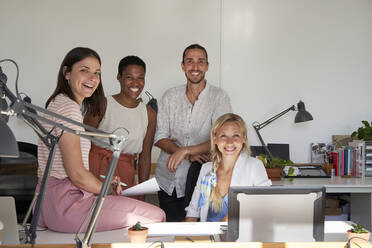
[{"xmin": 37, "ymin": 94, "xmax": 91, "ymax": 179}]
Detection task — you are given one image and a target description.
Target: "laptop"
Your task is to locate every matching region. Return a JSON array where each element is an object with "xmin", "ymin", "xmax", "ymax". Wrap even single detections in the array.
[{"xmin": 0, "ymin": 196, "xmax": 19, "ymax": 244}]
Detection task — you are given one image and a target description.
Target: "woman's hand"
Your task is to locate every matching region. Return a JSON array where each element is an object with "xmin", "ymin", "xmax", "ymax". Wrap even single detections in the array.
[
  {"xmin": 111, "ymin": 176, "xmax": 122, "ymax": 195},
  {"xmin": 221, "ymin": 215, "xmax": 228, "ymax": 222},
  {"xmin": 185, "ymin": 217, "xmax": 198, "ymax": 222}
]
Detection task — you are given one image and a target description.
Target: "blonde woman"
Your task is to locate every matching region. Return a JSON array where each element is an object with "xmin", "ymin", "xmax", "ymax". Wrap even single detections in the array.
[{"xmin": 185, "ymin": 113, "xmax": 271, "ymax": 222}]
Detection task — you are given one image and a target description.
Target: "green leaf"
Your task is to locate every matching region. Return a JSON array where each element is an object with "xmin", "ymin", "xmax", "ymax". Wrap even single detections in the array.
[
  {"xmin": 362, "ymin": 120, "xmax": 370, "ymax": 128},
  {"xmin": 365, "ymin": 133, "xmax": 372, "ymax": 141},
  {"xmin": 351, "ymin": 224, "xmax": 369, "ymax": 233},
  {"xmin": 353, "ymin": 121, "xmax": 372, "ymax": 140},
  {"xmin": 132, "ymin": 221, "xmax": 143, "ymax": 230},
  {"xmin": 263, "ymin": 155, "xmax": 293, "ymax": 169}
]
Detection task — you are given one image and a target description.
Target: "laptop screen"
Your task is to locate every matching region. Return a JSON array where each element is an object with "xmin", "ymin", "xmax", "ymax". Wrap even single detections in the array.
[{"xmin": 0, "ymin": 196, "xmax": 19, "ymax": 244}]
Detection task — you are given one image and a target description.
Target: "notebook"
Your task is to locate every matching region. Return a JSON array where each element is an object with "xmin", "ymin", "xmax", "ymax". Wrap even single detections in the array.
[{"xmin": 0, "ymin": 196, "xmax": 19, "ymax": 244}]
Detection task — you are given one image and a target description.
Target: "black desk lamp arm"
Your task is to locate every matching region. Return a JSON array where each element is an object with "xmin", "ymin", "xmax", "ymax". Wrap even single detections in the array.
[
  {"xmin": 252, "ymin": 105, "xmax": 295, "ymax": 160},
  {"xmin": 1, "ymin": 80, "xmax": 125, "ymax": 247},
  {"xmin": 253, "ymin": 105, "xmax": 295, "ymax": 130},
  {"xmin": 2, "ymin": 83, "xmax": 117, "ymax": 149}
]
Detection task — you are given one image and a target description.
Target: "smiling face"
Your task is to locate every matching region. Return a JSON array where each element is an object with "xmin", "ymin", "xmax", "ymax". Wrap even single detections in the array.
[
  {"xmin": 181, "ymin": 48, "xmax": 209, "ymax": 85},
  {"xmin": 117, "ymin": 64, "xmax": 145, "ymax": 102},
  {"xmin": 213, "ymin": 121, "xmax": 247, "ymax": 158},
  {"xmin": 64, "ymin": 56, "xmax": 101, "ymax": 104}
]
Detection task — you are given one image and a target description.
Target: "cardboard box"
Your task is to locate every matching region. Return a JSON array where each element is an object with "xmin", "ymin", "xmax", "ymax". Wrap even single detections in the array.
[{"xmin": 325, "ymin": 207, "xmax": 342, "ymax": 215}]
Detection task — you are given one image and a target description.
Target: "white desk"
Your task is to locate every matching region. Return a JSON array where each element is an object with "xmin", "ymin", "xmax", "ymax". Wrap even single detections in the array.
[
  {"xmin": 30, "ymin": 221, "xmax": 354, "ymax": 244},
  {"xmin": 23, "ymin": 177, "xmax": 372, "ymax": 244},
  {"xmin": 274, "ymin": 177, "xmax": 372, "ymax": 231},
  {"xmin": 33, "ymin": 222, "xmax": 225, "ymax": 244}
]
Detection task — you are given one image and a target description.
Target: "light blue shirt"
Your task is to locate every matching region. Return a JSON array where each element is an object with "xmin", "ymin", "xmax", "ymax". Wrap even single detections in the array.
[
  {"xmin": 186, "ymin": 152, "xmax": 272, "ymax": 221},
  {"xmin": 207, "ymin": 194, "xmax": 228, "ymax": 222}
]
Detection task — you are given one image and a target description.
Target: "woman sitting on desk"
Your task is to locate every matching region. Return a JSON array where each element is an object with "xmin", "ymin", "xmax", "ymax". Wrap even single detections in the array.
[
  {"xmin": 185, "ymin": 113, "xmax": 271, "ymax": 222},
  {"xmin": 37, "ymin": 47, "xmax": 165, "ymax": 233}
]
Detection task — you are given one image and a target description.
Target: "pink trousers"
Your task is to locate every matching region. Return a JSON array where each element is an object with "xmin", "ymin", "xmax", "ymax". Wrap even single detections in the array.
[{"xmin": 36, "ymin": 177, "xmax": 165, "ymax": 233}]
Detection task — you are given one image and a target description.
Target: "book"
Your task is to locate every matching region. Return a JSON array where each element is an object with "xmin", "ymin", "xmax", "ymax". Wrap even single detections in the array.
[
  {"xmin": 331, "ymin": 151, "xmax": 339, "ymax": 176},
  {"xmin": 349, "ymin": 147, "xmax": 353, "ymax": 176},
  {"xmin": 344, "ymin": 148, "xmax": 348, "ymax": 176},
  {"xmin": 349, "ymin": 140, "xmax": 365, "ymax": 178},
  {"xmin": 340, "ymin": 149, "xmax": 344, "ymax": 176},
  {"xmin": 352, "ymin": 147, "xmax": 356, "ymax": 176}
]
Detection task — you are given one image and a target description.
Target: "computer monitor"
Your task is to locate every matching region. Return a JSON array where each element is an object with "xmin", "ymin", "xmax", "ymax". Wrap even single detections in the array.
[
  {"xmin": 227, "ymin": 186, "xmax": 325, "ymax": 242},
  {"xmin": 267, "ymin": 143, "xmax": 290, "ymax": 160},
  {"xmin": 249, "ymin": 143, "xmax": 290, "ymax": 160}
]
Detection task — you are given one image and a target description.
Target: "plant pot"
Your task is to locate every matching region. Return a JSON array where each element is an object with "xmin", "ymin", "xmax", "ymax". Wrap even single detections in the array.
[
  {"xmin": 347, "ymin": 230, "xmax": 370, "ymax": 242},
  {"xmin": 265, "ymin": 167, "xmax": 282, "ymax": 181},
  {"xmin": 128, "ymin": 227, "xmax": 148, "ymax": 243}
]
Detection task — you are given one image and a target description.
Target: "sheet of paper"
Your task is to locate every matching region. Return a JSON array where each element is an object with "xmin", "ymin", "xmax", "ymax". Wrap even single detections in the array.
[{"xmin": 122, "ymin": 177, "xmax": 160, "ymax": 196}]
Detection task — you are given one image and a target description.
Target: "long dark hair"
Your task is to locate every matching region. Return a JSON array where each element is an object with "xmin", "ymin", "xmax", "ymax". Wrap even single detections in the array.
[{"xmin": 45, "ymin": 47, "xmax": 105, "ymax": 116}]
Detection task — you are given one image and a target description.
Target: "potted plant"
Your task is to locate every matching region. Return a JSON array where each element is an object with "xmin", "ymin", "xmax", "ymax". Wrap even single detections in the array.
[
  {"xmin": 127, "ymin": 221, "xmax": 148, "ymax": 243},
  {"xmin": 351, "ymin": 121, "xmax": 372, "ymax": 141},
  {"xmin": 347, "ymin": 223, "xmax": 370, "ymax": 241},
  {"xmin": 258, "ymin": 155, "xmax": 293, "ymax": 181}
]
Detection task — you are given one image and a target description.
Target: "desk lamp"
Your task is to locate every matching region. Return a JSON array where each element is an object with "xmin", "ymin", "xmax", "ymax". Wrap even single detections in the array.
[
  {"xmin": 0, "ymin": 119, "xmax": 19, "ymax": 157},
  {"xmin": 0, "ymin": 67, "xmax": 19, "ymax": 158},
  {"xmin": 0, "ymin": 59, "xmax": 126, "ymax": 248},
  {"xmin": 252, "ymin": 100, "xmax": 313, "ymax": 160}
]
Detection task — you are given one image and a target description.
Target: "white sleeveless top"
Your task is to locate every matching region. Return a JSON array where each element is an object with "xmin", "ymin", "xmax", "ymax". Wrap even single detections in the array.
[{"xmin": 93, "ymin": 96, "xmax": 148, "ymax": 154}]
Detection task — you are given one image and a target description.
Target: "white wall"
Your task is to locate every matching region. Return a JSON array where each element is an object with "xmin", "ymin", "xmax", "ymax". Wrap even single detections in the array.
[
  {"xmin": 0, "ymin": 0, "xmax": 221, "ymax": 151},
  {"xmin": 222, "ymin": 0, "xmax": 372, "ymax": 162},
  {"xmin": 1, "ymin": 0, "xmax": 372, "ymax": 163}
]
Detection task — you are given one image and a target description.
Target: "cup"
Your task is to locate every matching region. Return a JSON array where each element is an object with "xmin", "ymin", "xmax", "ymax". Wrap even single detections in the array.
[{"xmin": 331, "ymin": 168, "xmax": 335, "ymax": 179}]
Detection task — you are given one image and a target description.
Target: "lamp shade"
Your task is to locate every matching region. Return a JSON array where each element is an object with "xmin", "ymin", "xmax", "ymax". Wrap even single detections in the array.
[
  {"xmin": 0, "ymin": 119, "xmax": 19, "ymax": 157},
  {"xmin": 295, "ymin": 101, "xmax": 313, "ymax": 123},
  {"xmin": 1, "ymin": 97, "xmax": 9, "ymax": 123}
]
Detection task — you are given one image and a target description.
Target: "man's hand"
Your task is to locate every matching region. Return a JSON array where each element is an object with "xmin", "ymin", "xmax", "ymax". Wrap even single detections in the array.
[
  {"xmin": 167, "ymin": 147, "xmax": 189, "ymax": 172},
  {"xmin": 189, "ymin": 153, "xmax": 210, "ymax": 164}
]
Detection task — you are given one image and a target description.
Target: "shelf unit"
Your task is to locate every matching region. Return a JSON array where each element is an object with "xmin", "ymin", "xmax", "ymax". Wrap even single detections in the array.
[{"xmin": 365, "ymin": 141, "xmax": 372, "ymax": 177}]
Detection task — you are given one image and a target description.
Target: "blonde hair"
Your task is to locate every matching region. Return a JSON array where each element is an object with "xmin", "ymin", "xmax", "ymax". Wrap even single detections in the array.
[{"xmin": 209, "ymin": 113, "xmax": 250, "ymax": 212}]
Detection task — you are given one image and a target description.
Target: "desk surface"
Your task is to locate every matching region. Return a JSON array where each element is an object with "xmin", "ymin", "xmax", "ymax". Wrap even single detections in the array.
[
  {"xmin": 1, "ymin": 242, "xmax": 371, "ymax": 248},
  {"xmin": 274, "ymin": 177, "xmax": 372, "ymax": 193},
  {"xmin": 22, "ymin": 221, "xmax": 353, "ymax": 244},
  {"xmin": 31, "ymin": 222, "xmax": 225, "ymax": 244}
]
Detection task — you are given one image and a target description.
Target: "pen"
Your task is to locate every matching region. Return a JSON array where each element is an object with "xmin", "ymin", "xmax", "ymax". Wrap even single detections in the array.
[{"xmin": 99, "ymin": 175, "xmax": 127, "ymax": 186}]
